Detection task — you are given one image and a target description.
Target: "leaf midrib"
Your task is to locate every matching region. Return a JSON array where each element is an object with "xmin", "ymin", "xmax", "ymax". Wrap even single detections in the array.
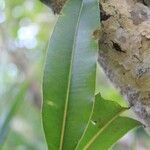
[
  {"xmin": 59, "ymin": 1, "xmax": 84, "ymax": 149},
  {"xmin": 83, "ymin": 108, "xmax": 128, "ymax": 150}
]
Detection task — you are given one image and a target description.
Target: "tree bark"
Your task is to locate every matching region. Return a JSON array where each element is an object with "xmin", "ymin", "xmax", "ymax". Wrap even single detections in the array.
[
  {"xmin": 40, "ymin": 0, "xmax": 150, "ymax": 131},
  {"xmin": 99, "ymin": 0, "xmax": 150, "ymax": 131}
]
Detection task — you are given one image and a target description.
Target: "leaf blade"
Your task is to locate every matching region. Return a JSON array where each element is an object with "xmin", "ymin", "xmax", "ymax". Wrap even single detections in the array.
[
  {"xmin": 42, "ymin": 0, "xmax": 100, "ymax": 149},
  {"xmin": 76, "ymin": 94, "xmax": 141, "ymax": 150}
]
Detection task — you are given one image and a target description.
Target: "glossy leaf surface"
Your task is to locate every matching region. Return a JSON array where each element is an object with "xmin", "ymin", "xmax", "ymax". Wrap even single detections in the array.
[
  {"xmin": 42, "ymin": 0, "xmax": 99, "ymax": 149},
  {"xmin": 76, "ymin": 94, "xmax": 141, "ymax": 150}
]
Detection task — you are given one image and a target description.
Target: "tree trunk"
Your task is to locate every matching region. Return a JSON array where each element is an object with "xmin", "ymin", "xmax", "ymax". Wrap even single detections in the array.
[
  {"xmin": 99, "ymin": 0, "xmax": 150, "ymax": 131},
  {"xmin": 40, "ymin": 0, "xmax": 150, "ymax": 131}
]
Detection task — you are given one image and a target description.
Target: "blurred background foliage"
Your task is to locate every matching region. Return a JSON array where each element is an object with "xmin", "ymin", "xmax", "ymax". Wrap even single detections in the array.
[{"xmin": 0, "ymin": 0, "xmax": 150, "ymax": 149}]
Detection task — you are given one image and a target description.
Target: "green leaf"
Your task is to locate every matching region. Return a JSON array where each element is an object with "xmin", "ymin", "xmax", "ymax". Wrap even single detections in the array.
[
  {"xmin": 0, "ymin": 83, "xmax": 28, "ymax": 147},
  {"xmin": 76, "ymin": 94, "xmax": 142, "ymax": 150},
  {"xmin": 42, "ymin": 0, "xmax": 99, "ymax": 149}
]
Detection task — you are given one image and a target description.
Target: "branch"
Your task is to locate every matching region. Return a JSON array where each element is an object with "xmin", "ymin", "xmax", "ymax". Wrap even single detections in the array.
[
  {"xmin": 99, "ymin": 0, "xmax": 150, "ymax": 131},
  {"xmin": 40, "ymin": 0, "xmax": 66, "ymax": 14}
]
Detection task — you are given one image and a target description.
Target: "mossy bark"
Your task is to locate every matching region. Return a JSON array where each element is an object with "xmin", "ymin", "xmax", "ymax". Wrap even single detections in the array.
[{"xmin": 40, "ymin": 0, "xmax": 150, "ymax": 131}]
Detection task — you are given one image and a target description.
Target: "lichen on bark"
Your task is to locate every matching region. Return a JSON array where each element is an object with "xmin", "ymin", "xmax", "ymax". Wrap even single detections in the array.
[
  {"xmin": 99, "ymin": 0, "xmax": 150, "ymax": 130},
  {"xmin": 40, "ymin": 0, "xmax": 150, "ymax": 130}
]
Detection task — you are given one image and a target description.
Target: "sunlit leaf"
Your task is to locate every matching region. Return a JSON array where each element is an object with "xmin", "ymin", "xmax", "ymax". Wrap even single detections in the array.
[
  {"xmin": 76, "ymin": 94, "xmax": 142, "ymax": 150},
  {"xmin": 42, "ymin": 0, "xmax": 99, "ymax": 149}
]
